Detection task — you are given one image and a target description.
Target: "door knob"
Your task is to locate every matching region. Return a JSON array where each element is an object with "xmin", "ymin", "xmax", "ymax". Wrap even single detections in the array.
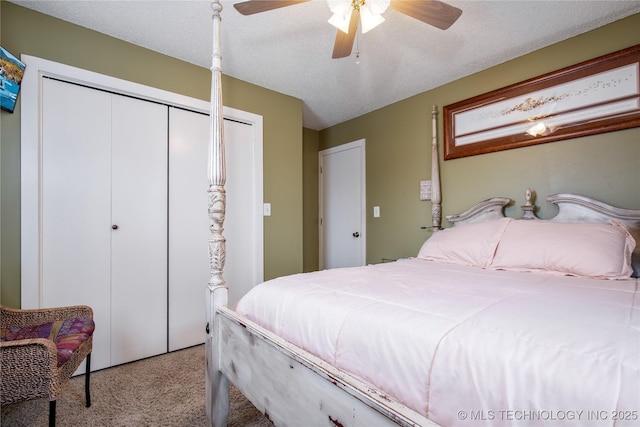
[
  {"xmin": 352, "ymin": 232, "xmax": 360, "ymax": 237},
  {"xmin": 112, "ymin": 225, "xmax": 119, "ymax": 230}
]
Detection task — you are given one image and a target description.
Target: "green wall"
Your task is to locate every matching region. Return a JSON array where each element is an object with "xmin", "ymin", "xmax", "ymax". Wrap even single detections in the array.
[
  {"xmin": 2, "ymin": 2, "xmax": 639, "ymax": 305},
  {"xmin": 319, "ymin": 14, "xmax": 640, "ymax": 265},
  {"xmin": 0, "ymin": 1, "xmax": 303, "ymax": 307}
]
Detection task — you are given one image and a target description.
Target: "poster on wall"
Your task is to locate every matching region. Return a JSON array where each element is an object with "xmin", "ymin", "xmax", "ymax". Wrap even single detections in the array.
[{"xmin": 1, "ymin": 46, "xmax": 26, "ymax": 113}]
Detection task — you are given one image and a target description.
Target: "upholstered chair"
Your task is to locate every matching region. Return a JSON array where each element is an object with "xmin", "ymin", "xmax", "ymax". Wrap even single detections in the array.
[{"xmin": 0, "ymin": 305, "xmax": 94, "ymax": 427}]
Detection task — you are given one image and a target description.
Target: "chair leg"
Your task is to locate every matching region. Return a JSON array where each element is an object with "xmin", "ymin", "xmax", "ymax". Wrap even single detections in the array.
[
  {"xmin": 49, "ymin": 400, "xmax": 56, "ymax": 427},
  {"xmin": 85, "ymin": 353, "xmax": 91, "ymax": 407},
  {"xmin": 48, "ymin": 354, "xmax": 90, "ymax": 427}
]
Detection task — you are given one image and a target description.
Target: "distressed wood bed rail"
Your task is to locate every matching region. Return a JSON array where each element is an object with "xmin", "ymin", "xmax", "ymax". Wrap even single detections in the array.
[{"xmin": 217, "ymin": 306, "xmax": 434, "ymax": 426}]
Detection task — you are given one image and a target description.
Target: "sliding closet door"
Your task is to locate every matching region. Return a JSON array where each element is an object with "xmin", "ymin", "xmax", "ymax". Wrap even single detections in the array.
[
  {"xmin": 40, "ymin": 79, "xmax": 168, "ymax": 369},
  {"xmin": 110, "ymin": 95, "xmax": 168, "ymax": 365},
  {"xmin": 224, "ymin": 118, "xmax": 261, "ymax": 307},
  {"xmin": 168, "ymin": 108, "xmax": 262, "ymax": 351},
  {"xmin": 168, "ymin": 108, "xmax": 209, "ymax": 351},
  {"xmin": 41, "ymin": 78, "xmax": 113, "ymax": 371},
  {"xmin": 26, "ymin": 58, "xmax": 264, "ymax": 369}
]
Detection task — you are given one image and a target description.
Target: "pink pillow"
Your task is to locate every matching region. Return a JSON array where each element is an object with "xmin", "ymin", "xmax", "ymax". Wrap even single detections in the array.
[
  {"xmin": 417, "ymin": 218, "xmax": 512, "ymax": 268},
  {"xmin": 490, "ymin": 220, "xmax": 636, "ymax": 279}
]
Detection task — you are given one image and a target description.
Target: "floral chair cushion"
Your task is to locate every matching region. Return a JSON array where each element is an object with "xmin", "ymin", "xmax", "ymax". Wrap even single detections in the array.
[{"xmin": 1, "ymin": 317, "xmax": 95, "ymax": 366}]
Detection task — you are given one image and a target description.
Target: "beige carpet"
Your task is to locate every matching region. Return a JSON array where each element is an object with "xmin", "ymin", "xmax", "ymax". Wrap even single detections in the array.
[{"xmin": 1, "ymin": 345, "xmax": 271, "ymax": 426}]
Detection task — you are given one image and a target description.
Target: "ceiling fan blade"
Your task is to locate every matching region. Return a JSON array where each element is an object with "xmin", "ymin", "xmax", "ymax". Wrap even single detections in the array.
[
  {"xmin": 234, "ymin": 0, "xmax": 310, "ymax": 15},
  {"xmin": 389, "ymin": 0, "xmax": 462, "ymax": 30},
  {"xmin": 332, "ymin": 9, "xmax": 360, "ymax": 59}
]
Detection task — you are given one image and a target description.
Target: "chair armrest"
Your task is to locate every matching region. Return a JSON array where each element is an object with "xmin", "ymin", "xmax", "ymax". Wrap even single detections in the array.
[
  {"xmin": 0, "ymin": 339, "xmax": 58, "ymax": 404},
  {"xmin": 1, "ymin": 305, "xmax": 93, "ymax": 328}
]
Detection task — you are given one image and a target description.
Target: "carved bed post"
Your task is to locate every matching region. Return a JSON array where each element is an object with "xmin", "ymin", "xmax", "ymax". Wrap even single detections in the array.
[
  {"xmin": 205, "ymin": 1, "xmax": 229, "ymax": 426},
  {"xmin": 431, "ymin": 106, "xmax": 442, "ymax": 230}
]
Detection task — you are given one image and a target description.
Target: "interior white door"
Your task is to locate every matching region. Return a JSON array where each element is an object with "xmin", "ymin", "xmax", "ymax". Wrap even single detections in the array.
[
  {"xmin": 40, "ymin": 79, "xmax": 168, "ymax": 369},
  {"xmin": 110, "ymin": 94, "xmax": 168, "ymax": 365},
  {"xmin": 168, "ymin": 108, "xmax": 263, "ymax": 351},
  {"xmin": 319, "ymin": 139, "xmax": 366, "ymax": 269},
  {"xmin": 41, "ymin": 78, "xmax": 113, "ymax": 371},
  {"xmin": 224, "ymin": 118, "xmax": 262, "ymax": 306},
  {"xmin": 22, "ymin": 56, "xmax": 263, "ymax": 366},
  {"xmin": 168, "ymin": 108, "xmax": 208, "ymax": 351}
]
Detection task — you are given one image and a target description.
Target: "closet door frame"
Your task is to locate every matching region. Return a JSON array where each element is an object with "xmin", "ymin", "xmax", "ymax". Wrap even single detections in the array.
[{"xmin": 20, "ymin": 55, "xmax": 264, "ymax": 311}]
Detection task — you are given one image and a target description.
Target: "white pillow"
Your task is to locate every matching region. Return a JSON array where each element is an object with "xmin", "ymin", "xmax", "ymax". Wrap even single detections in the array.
[
  {"xmin": 417, "ymin": 218, "xmax": 512, "ymax": 268},
  {"xmin": 490, "ymin": 220, "xmax": 636, "ymax": 279}
]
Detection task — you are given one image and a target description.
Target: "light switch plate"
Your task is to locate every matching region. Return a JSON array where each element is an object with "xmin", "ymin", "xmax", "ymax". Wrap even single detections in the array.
[
  {"xmin": 420, "ymin": 180, "xmax": 432, "ymax": 201},
  {"xmin": 263, "ymin": 203, "xmax": 271, "ymax": 216},
  {"xmin": 373, "ymin": 206, "xmax": 380, "ymax": 218}
]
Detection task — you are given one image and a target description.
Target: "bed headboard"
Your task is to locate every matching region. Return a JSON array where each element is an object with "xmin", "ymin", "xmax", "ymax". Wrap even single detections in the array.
[
  {"xmin": 545, "ymin": 193, "xmax": 640, "ymax": 260},
  {"xmin": 445, "ymin": 188, "xmax": 640, "ymax": 275},
  {"xmin": 447, "ymin": 189, "xmax": 640, "ymax": 231}
]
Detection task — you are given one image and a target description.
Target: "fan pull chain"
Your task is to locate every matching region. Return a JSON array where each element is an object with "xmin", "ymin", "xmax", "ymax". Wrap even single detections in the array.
[{"xmin": 355, "ymin": 31, "xmax": 360, "ymax": 64}]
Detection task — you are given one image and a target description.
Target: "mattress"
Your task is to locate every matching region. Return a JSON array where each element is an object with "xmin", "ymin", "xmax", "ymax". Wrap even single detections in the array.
[{"xmin": 235, "ymin": 258, "xmax": 639, "ymax": 426}]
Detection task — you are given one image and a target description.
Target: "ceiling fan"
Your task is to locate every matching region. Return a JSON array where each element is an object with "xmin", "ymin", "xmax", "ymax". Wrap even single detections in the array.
[{"xmin": 233, "ymin": 0, "xmax": 462, "ymax": 59}]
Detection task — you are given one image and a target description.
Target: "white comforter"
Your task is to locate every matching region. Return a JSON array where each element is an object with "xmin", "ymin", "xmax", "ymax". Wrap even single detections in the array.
[{"xmin": 235, "ymin": 258, "xmax": 640, "ymax": 426}]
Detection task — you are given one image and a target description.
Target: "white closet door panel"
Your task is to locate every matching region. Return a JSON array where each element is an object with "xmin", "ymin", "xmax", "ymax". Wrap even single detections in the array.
[
  {"xmin": 224, "ymin": 119, "xmax": 259, "ymax": 307},
  {"xmin": 110, "ymin": 95, "xmax": 168, "ymax": 365},
  {"xmin": 168, "ymin": 108, "xmax": 209, "ymax": 351},
  {"xmin": 41, "ymin": 78, "xmax": 112, "ymax": 371},
  {"xmin": 168, "ymin": 111, "xmax": 260, "ymax": 351}
]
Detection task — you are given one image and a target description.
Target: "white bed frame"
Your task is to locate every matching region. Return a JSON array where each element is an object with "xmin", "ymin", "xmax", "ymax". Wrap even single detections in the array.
[{"xmin": 204, "ymin": 3, "xmax": 640, "ymax": 426}]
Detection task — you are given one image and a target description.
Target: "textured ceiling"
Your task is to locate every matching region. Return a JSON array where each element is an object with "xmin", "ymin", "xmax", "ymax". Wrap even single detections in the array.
[{"xmin": 10, "ymin": 0, "xmax": 640, "ymax": 130}]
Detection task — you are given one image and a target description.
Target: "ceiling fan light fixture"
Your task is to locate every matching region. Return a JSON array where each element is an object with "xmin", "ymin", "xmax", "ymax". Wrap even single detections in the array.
[
  {"xmin": 328, "ymin": 0, "xmax": 353, "ymax": 33},
  {"xmin": 328, "ymin": 0, "xmax": 389, "ymax": 34},
  {"xmin": 328, "ymin": 11, "xmax": 352, "ymax": 34},
  {"xmin": 360, "ymin": 6, "xmax": 385, "ymax": 33}
]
